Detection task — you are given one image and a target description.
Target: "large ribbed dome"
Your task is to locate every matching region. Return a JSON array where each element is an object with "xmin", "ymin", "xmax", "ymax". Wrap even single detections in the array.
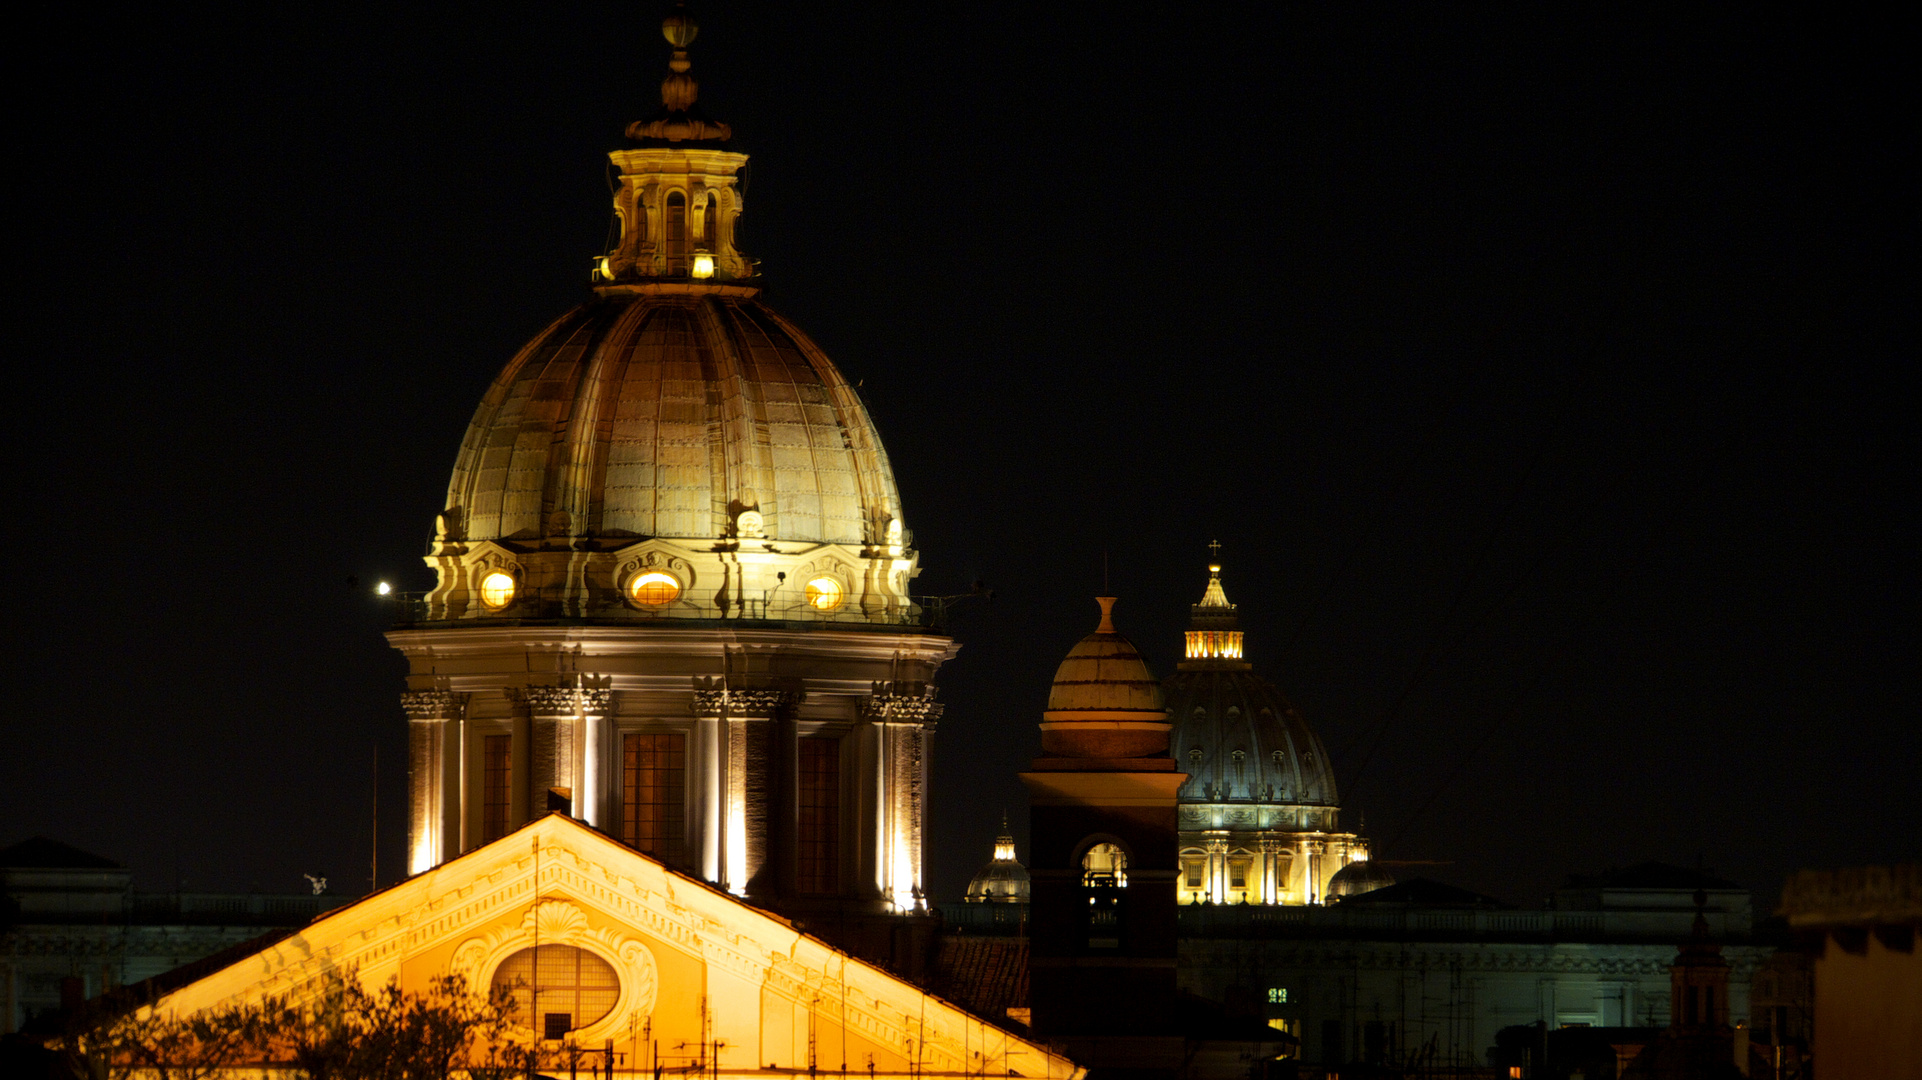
[
  {"xmin": 1165, "ymin": 564, "xmax": 1339, "ymax": 808},
  {"xmin": 443, "ymin": 292, "xmax": 903, "ymax": 547}
]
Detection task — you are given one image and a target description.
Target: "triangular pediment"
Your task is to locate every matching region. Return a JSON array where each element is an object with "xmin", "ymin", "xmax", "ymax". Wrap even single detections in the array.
[{"xmin": 155, "ymin": 815, "xmax": 1077, "ymax": 1079}]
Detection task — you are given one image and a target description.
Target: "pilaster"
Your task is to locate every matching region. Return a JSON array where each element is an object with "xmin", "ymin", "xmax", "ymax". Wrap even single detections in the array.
[{"xmin": 401, "ymin": 690, "xmax": 467, "ymax": 874}]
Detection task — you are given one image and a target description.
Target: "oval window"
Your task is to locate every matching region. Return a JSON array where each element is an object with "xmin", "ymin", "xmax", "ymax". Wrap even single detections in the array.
[
  {"xmin": 478, "ymin": 571, "xmax": 517, "ymax": 610},
  {"xmin": 804, "ymin": 577, "xmax": 844, "ymax": 611},
  {"xmin": 627, "ymin": 571, "xmax": 681, "ymax": 607},
  {"xmin": 490, "ymin": 944, "xmax": 620, "ymax": 1035}
]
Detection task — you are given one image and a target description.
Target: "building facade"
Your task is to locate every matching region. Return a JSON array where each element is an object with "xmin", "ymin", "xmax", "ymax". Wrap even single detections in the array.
[
  {"xmin": 0, "ymin": 838, "xmax": 342, "ymax": 1036},
  {"xmin": 385, "ymin": 8, "xmax": 954, "ymax": 966}
]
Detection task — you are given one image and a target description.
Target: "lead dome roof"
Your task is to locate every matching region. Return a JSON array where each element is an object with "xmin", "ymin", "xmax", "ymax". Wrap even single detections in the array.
[
  {"xmin": 1165, "ymin": 563, "xmax": 1338, "ymax": 807},
  {"xmin": 442, "ymin": 293, "xmax": 903, "ymax": 547}
]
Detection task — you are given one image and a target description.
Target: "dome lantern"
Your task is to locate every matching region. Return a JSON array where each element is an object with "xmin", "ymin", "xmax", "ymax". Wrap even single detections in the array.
[
  {"xmin": 1182, "ymin": 543, "xmax": 1248, "ymax": 668},
  {"xmin": 598, "ymin": 3, "xmax": 751, "ymax": 287}
]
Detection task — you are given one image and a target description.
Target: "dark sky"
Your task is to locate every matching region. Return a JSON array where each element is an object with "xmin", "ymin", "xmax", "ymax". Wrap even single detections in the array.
[{"xmin": 7, "ymin": 4, "xmax": 1912, "ymax": 911}]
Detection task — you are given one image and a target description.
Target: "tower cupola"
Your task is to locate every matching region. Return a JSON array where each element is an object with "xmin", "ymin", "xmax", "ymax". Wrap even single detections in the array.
[{"xmin": 597, "ymin": 4, "xmax": 752, "ymax": 286}]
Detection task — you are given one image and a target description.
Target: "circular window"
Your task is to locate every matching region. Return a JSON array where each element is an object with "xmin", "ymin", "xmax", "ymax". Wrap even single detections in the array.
[
  {"xmin": 627, "ymin": 571, "xmax": 681, "ymax": 607},
  {"xmin": 490, "ymin": 944, "xmax": 619, "ymax": 1036},
  {"xmin": 478, "ymin": 571, "xmax": 517, "ymax": 610},
  {"xmin": 804, "ymin": 577, "xmax": 844, "ymax": 611}
]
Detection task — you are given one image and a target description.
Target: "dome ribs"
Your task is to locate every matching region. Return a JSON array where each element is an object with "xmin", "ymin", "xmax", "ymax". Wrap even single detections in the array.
[{"xmin": 444, "ymin": 295, "xmax": 908, "ymax": 550}]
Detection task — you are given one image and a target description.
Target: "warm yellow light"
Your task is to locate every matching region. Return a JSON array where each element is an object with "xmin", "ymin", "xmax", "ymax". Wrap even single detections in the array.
[
  {"xmin": 804, "ymin": 577, "xmax": 844, "ymax": 611},
  {"xmin": 375, "ymin": 581, "xmax": 392, "ymax": 596},
  {"xmin": 478, "ymin": 571, "xmax": 516, "ymax": 610},
  {"xmin": 691, "ymin": 253, "xmax": 715, "ymax": 278},
  {"xmin": 1185, "ymin": 629, "xmax": 1244, "ymax": 659},
  {"xmin": 627, "ymin": 570, "xmax": 681, "ymax": 607}
]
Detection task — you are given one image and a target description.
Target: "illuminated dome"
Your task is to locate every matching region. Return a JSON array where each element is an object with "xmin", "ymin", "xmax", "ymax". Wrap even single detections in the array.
[
  {"xmin": 1167, "ymin": 564, "xmax": 1338, "ymax": 810},
  {"xmin": 1328, "ymin": 860, "xmax": 1397, "ymax": 900},
  {"xmin": 443, "ymin": 294, "xmax": 903, "ymax": 548},
  {"xmin": 964, "ymin": 818, "xmax": 1031, "ymax": 903},
  {"xmin": 1039, "ymin": 597, "xmax": 1171, "ymax": 758}
]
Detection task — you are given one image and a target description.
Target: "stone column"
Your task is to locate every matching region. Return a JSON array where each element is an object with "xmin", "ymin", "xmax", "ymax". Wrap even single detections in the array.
[
  {"xmin": 861, "ymin": 681, "xmax": 944, "ymax": 912},
  {"xmin": 1305, "ymin": 839, "xmax": 1326, "ymax": 904},
  {"xmin": 1205, "ymin": 835, "xmax": 1230, "ymax": 904},
  {"xmin": 401, "ymin": 690, "xmax": 466, "ymax": 874},
  {"xmin": 693, "ymin": 683, "xmax": 791, "ymax": 897},
  {"xmin": 1259, "ymin": 833, "xmax": 1283, "ymax": 906}
]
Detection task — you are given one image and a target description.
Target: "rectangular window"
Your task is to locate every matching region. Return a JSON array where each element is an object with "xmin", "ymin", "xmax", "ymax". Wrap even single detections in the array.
[
  {"xmin": 623, "ymin": 733, "xmax": 687, "ymax": 867},
  {"xmin": 483, "ymin": 735, "xmax": 511, "ymax": 842},
  {"xmin": 1230, "ymin": 858, "xmax": 1249, "ymax": 889},
  {"xmin": 797, "ymin": 736, "xmax": 840, "ymax": 895}
]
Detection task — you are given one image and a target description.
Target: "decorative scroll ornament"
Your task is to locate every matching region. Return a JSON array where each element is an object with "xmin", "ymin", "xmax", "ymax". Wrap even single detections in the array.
[
  {"xmin": 862, "ymin": 680, "xmax": 944, "ymax": 724},
  {"xmin": 447, "ymin": 896, "xmax": 660, "ymax": 1028},
  {"xmin": 400, "ymin": 690, "xmax": 467, "ymax": 722}
]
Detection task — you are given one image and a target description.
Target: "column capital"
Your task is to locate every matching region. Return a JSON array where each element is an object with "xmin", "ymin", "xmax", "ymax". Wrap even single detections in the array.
[
  {"xmin": 861, "ymin": 680, "xmax": 944, "ymax": 724},
  {"xmin": 401, "ymin": 690, "xmax": 467, "ymax": 722},
  {"xmin": 509, "ymin": 686, "xmax": 613, "ymax": 716}
]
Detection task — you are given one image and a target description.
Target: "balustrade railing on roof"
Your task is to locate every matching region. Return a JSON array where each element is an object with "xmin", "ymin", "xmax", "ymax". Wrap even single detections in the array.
[{"xmin": 388, "ymin": 588, "xmax": 966, "ymax": 630}]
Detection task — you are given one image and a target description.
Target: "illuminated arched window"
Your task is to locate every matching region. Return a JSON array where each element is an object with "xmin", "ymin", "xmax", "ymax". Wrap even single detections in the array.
[
  {"xmin": 702, "ymin": 198, "xmax": 717, "ymax": 253},
  {"xmin": 491, "ymin": 944, "xmax": 619, "ymax": 1038},
  {"xmin": 665, "ymin": 192, "xmax": 688, "ymax": 274},
  {"xmin": 1081, "ymin": 842, "xmax": 1127, "ymax": 887}
]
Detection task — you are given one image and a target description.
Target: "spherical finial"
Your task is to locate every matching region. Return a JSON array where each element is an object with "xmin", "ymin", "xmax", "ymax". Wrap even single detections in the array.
[{"xmin": 662, "ymin": 4, "xmax": 698, "ymax": 48}]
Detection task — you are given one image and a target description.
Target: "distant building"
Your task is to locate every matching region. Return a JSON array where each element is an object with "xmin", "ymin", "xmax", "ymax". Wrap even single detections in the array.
[
  {"xmin": 1779, "ymin": 863, "xmax": 1920, "ymax": 1080},
  {"xmin": 0, "ymin": 837, "xmax": 342, "ymax": 1035},
  {"xmin": 1178, "ymin": 864, "xmax": 1776, "ymax": 1070}
]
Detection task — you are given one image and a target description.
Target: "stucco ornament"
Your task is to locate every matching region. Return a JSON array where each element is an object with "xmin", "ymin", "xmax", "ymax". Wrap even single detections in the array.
[{"xmin": 449, "ymin": 897, "xmax": 660, "ymax": 1032}]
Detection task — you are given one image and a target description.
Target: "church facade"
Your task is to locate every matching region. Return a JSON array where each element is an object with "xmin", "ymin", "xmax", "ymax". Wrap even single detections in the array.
[{"xmin": 386, "ymin": 6, "xmax": 952, "ymax": 970}]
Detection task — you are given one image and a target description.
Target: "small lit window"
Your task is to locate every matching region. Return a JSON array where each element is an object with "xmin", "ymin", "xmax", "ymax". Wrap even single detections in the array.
[
  {"xmin": 627, "ymin": 571, "xmax": 681, "ymax": 607},
  {"xmin": 1082, "ymin": 842, "xmax": 1127, "ymax": 887},
  {"xmin": 804, "ymin": 577, "xmax": 844, "ymax": 611},
  {"xmin": 478, "ymin": 571, "xmax": 516, "ymax": 610}
]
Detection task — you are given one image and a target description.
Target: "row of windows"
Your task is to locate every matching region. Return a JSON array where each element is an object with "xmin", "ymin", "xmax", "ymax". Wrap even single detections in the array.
[
  {"xmin": 471, "ymin": 569, "xmax": 848, "ymax": 612},
  {"xmin": 480, "ymin": 733, "xmax": 844, "ymax": 895}
]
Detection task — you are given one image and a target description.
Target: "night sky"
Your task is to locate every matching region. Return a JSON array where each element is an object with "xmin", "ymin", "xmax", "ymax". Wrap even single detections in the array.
[{"xmin": 8, "ymin": 5, "xmax": 1912, "ymax": 911}]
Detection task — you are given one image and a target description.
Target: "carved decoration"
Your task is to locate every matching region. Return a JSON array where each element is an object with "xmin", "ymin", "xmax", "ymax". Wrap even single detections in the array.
[
  {"xmin": 690, "ymin": 681, "xmax": 792, "ymax": 717},
  {"xmin": 862, "ymin": 680, "xmax": 944, "ymax": 724},
  {"xmin": 400, "ymin": 690, "xmax": 467, "ymax": 723},
  {"xmin": 514, "ymin": 686, "xmax": 614, "ymax": 716},
  {"xmin": 449, "ymin": 897, "xmax": 659, "ymax": 1035}
]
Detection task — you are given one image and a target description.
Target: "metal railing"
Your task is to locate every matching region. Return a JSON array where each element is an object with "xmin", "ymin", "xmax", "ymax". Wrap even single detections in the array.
[
  {"xmin": 388, "ymin": 586, "xmax": 981, "ymax": 631},
  {"xmin": 1178, "ymin": 903, "xmax": 1740, "ymax": 943}
]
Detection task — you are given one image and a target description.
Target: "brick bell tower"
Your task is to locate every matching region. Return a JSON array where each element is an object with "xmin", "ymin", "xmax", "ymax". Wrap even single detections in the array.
[{"xmin": 1021, "ymin": 597, "xmax": 1187, "ymax": 1079}]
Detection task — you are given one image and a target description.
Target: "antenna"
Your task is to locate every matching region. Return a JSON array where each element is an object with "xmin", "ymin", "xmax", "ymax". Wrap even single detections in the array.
[{"xmin": 369, "ymin": 744, "xmax": 378, "ymax": 894}]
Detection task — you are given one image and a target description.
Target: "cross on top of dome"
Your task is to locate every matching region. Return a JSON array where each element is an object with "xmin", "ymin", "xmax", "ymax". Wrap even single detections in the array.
[{"xmin": 1185, "ymin": 545, "xmax": 1246, "ymax": 664}]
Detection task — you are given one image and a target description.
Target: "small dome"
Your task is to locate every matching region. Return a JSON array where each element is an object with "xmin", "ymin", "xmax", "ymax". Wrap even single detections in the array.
[
  {"xmin": 1328, "ymin": 860, "xmax": 1397, "ymax": 900},
  {"xmin": 1045, "ymin": 598, "xmax": 1166, "ymax": 715},
  {"xmin": 1039, "ymin": 598, "xmax": 1171, "ymax": 758},
  {"xmin": 964, "ymin": 821, "xmax": 1030, "ymax": 903}
]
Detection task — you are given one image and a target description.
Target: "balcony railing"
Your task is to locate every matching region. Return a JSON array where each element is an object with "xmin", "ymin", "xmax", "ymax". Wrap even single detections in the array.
[
  {"xmin": 1177, "ymin": 903, "xmax": 1742, "ymax": 943},
  {"xmin": 388, "ymin": 588, "xmax": 978, "ymax": 631}
]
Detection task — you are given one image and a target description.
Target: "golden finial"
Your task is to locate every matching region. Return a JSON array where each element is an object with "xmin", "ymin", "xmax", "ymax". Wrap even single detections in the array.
[{"xmin": 629, "ymin": 2, "xmax": 732, "ymax": 143}]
